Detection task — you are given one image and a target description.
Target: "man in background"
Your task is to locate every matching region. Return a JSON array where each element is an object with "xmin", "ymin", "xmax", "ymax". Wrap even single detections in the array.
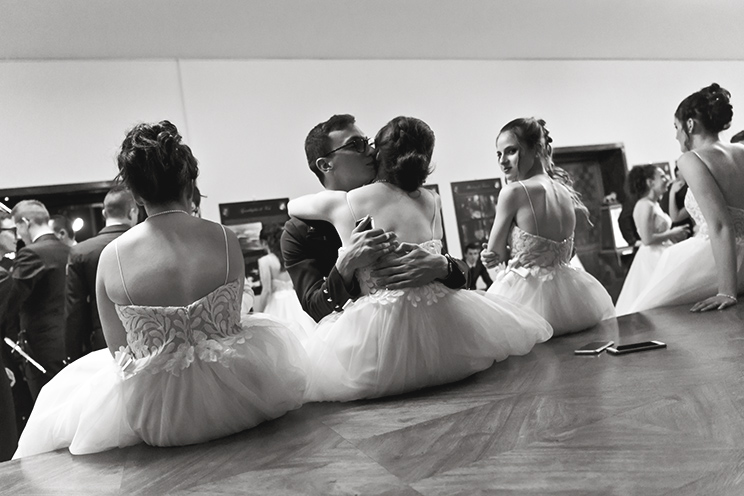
[
  {"xmin": 462, "ymin": 242, "xmax": 493, "ymax": 290},
  {"xmin": 65, "ymin": 186, "xmax": 138, "ymax": 362},
  {"xmin": 6, "ymin": 200, "xmax": 69, "ymax": 399},
  {"xmin": 50, "ymin": 214, "xmax": 76, "ymax": 247}
]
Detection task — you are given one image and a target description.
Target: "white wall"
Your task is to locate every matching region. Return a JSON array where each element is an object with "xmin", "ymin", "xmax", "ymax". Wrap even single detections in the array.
[{"xmin": 3, "ymin": 59, "xmax": 744, "ymax": 257}]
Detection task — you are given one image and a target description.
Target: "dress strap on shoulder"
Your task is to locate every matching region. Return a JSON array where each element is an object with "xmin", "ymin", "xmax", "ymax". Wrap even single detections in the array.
[
  {"xmin": 428, "ymin": 188, "xmax": 439, "ymax": 238},
  {"xmin": 517, "ymin": 181, "xmax": 539, "ymax": 237},
  {"xmin": 220, "ymin": 224, "xmax": 229, "ymax": 285},
  {"xmin": 346, "ymin": 194, "xmax": 358, "ymax": 222},
  {"xmin": 115, "ymin": 239, "xmax": 134, "ymax": 305}
]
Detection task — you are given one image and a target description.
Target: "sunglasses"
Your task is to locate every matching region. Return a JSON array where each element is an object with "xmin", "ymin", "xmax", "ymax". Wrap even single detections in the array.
[{"xmin": 323, "ymin": 136, "xmax": 371, "ymax": 157}]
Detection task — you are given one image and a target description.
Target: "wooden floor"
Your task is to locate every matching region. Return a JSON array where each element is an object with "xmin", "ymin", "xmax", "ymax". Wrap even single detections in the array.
[{"xmin": 2, "ymin": 303, "xmax": 744, "ymax": 495}]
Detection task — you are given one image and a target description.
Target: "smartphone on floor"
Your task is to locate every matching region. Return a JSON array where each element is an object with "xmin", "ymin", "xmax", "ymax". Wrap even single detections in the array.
[
  {"xmin": 606, "ymin": 341, "xmax": 666, "ymax": 355},
  {"xmin": 574, "ymin": 340, "xmax": 615, "ymax": 355}
]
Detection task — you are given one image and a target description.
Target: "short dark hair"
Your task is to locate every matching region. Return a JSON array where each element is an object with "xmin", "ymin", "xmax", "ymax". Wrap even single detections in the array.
[
  {"xmin": 374, "ymin": 116, "xmax": 434, "ymax": 192},
  {"xmin": 50, "ymin": 214, "xmax": 75, "ymax": 241},
  {"xmin": 731, "ymin": 130, "xmax": 744, "ymax": 144},
  {"xmin": 11, "ymin": 200, "xmax": 49, "ymax": 226},
  {"xmin": 117, "ymin": 120, "xmax": 198, "ymax": 205},
  {"xmin": 675, "ymin": 83, "xmax": 733, "ymax": 135},
  {"xmin": 465, "ymin": 242, "xmax": 481, "ymax": 252},
  {"xmin": 103, "ymin": 185, "xmax": 136, "ymax": 219},
  {"xmin": 304, "ymin": 114, "xmax": 356, "ymax": 184}
]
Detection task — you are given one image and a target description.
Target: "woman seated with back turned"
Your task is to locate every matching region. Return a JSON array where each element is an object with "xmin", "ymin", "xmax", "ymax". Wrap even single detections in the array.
[
  {"xmin": 482, "ymin": 117, "xmax": 615, "ymax": 335},
  {"xmin": 14, "ymin": 121, "xmax": 308, "ymax": 458}
]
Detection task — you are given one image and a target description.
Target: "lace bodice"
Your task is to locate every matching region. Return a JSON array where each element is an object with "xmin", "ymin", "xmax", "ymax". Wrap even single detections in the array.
[
  {"xmin": 509, "ymin": 226, "xmax": 573, "ymax": 270},
  {"xmin": 647, "ymin": 200, "xmax": 672, "ymax": 236},
  {"xmin": 685, "ymin": 190, "xmax": 744, "ymax": 240},
  {"xmin": 115, "ymin": 280, "xmax": 250, "ymax": 377}
]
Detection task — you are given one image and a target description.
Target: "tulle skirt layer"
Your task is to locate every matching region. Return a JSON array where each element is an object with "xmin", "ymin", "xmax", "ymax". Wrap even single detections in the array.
[
  {"xmin": 488, "ymin": 264, "xmax": 616, "ymax": 335},
  {"xmin": 264, "ymin": 289, "xmax": 317, "ymax": 334},
  {"xmin": 624, "ymin": 236, "xmax": 744, "ymax": 314},
  {"xmin": 615, "ymin": 243, "xmax": 671, "ymax": 316},
  {"xmin": 13, "ymin": 314, "xmax": 308, "ymax": 458},
  {"xmin": 302, "ymin": 284, "xmax": 552, "ymax": 402}
]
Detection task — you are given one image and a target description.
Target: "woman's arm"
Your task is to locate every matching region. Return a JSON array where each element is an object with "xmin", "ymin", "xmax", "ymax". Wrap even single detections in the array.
[
  {"xmin": 633, "ymin": 200, "xmax": 688, "ymax": 245},
  {"xmin": 252, "ymin": 254, "xmax": 274, "ymax": 313},
  {"xmin": 679, "ymin": 152, "xmax": 738, "ymax": 311},
  {"xmin": 95, "ymin": 244, "xmax": 129, "ymax": 356},
  {"xmin": 287, "ymin": 190, "xmax": 349, "ymax": 224},
  {"xmin": 482, "ymin": 186, "xmax": 520, "ymax": 268}
]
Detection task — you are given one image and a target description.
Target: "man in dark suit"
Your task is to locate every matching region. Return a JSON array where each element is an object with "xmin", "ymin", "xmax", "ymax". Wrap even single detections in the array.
[
  {"xmin": 6, "ymin": 200, "xmax": 70, "ymax": 399},
  {"xmin": 0, "ymin": 211, "xmax": 19, "ymax": 459},
  {"xmin": 282, "ymin": 114, "xmax": 468, "ymax": 322},
  {"xmin": 462, "ymin": 242, "xmax": 493, "ymax": 290},
  {"xmin": 65, "ymin": 186, "xmax": 138, "ymax": 362}
]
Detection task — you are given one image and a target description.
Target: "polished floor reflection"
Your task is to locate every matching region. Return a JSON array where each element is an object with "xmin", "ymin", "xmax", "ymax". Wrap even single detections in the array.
[{"xmin": 2, "ymin": 303, "xmax": 744, "ymax": 495}]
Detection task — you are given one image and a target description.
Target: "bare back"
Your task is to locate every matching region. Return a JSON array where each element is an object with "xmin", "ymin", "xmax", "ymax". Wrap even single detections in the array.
[
  {"xmin": 513, "ymin": 176, "xmax": 577, "ymax": 242},
  {"xmin": 345, "ymin": 183, "xmax": 443, "ymax": 245},
  {"xmin": 99, "ymin": 215, "xmax": 244, "ymax": 307},
  {"xmin": 691, "ymin": 143, "xmax": 744, "ymax": 210}
]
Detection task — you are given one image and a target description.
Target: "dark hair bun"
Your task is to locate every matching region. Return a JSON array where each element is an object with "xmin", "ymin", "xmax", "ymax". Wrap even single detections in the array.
[
  {"xmin": 375, "ymin": 116, "xmax": 435, "ymax": 192},
  {"xmin": 675, "ymin": 83, "xmax": 733, "ymax": 134},
  {"xmin": 117, "ymin": 120, "xmax": 199, "ymax": 204},
  {"xmin": 628, "ymin": 164, "xmax": 657, "ymax": 198}
]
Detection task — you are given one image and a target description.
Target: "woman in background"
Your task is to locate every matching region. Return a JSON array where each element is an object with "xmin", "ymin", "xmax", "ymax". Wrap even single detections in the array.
[
  {"xmin": 615, "ymin": 164, "xmax": 689, "ymax": 315},
  {"xmin": 629, "ymin": 83, "xmax": 744, "ymax": 312},
  {"xmin": 482, "ymin": 117, "xmax": 615, "ymax": 335},
  {"xmin": 14, "ymin": 121, "xmax": 308, "ymax": 458},
  {"xmin": 252, "ymin": 223, "xmax": 316, "ymax": 333},
  {"xmin": 288, "ymin": 116, "xmax": 551, "ymax": 402}
]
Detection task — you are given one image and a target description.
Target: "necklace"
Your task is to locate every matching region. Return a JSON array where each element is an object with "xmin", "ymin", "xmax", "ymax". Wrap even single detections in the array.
[
  {"xmin": 374, "ymin": 178, "xmax": 389, "ymax": 184},
  {"xmin": 146, "ymin": 209, "xmax": 189, "ymax": 220}
]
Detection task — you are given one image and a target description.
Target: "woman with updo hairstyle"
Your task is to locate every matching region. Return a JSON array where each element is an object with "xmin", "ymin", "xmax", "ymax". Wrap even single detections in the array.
[
  {"xmin": 615, "ymin": 164, "xmax": 689, "ymax": 315},
  {"xmin": 482, "ymin": 117, "xmax": 615, "ymax": 334},
  {"xmin": 251, "ymin": 223, "xmax": 315, "ymax": 333},
  {"xmin": 15, "ymin": 121, "xmax": 309, "ymax": 458},
  {"xmin": 288, "ymin": 116, "xmax": 551, "ymax": 402},
  {"xmin": 620, "ymin": 83, "xmax": 744, "ymax": 313}
]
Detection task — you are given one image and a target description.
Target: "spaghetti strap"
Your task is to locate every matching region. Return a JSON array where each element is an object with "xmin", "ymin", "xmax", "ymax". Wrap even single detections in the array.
[
  {"xmin": 517, "ymin": 181, "xmax": 539, "ymax": 237},
  {"xmin": 346, "ymin": 194, "xmax": 358, "ymax": 222},
  {"xmin": 220, "ymin": 224, "xmax": 229, "ymax": 285},
  {"xmin": 115, "ymin": 240, "xmax": 134, "ymax": 305},
  {"xmin": 428, "ymin": 188, "xmax": 439, "ymax": 239}
]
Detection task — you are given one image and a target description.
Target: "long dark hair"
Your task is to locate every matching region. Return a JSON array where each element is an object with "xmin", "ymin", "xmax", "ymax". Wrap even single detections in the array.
[{"xmin": 260, "ymin": 223, "xmax": 285, "ymax": 271}]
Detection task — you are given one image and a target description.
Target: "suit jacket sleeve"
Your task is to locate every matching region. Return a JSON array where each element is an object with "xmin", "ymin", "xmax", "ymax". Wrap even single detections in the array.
[
  {"xmin": 4, "ymin": 248, "xmax": 43, "ymax": 327},
  {"xmin": 0, "ymin": 267, "xmax": 10, "ymax": 333},
  {"xmin": 281, "ymin": 220, "xmax": 360, "ymax": 323},
  {"xmin": 65, "ymin": 249, "xmax": 92, "ymax": 362},
  {"xmin": 439, "ymin": 256, "xmax": 469, "ymax": 290}
]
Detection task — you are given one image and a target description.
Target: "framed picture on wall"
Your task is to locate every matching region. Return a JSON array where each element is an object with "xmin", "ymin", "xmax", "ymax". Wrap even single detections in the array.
[
  {"xmin": 423, "ymin": 184, "xmax": 448, "ymax": 254},
  {"xmin": 450, "ymin": 178, "xmax": 503, "ymax": 253},
  {"xmin": 219, "ymin": 198, "xmax": 289, "ymax": 295}
]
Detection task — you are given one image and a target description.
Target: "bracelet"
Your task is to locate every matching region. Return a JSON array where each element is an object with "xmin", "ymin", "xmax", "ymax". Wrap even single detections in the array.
[{"xmin": 716, "ymin": 293, "xmax": 738, "ymax": 303}]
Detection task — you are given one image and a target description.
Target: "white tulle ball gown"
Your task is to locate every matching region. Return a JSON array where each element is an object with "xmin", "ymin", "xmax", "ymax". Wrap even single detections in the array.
[
  {"xmin": 615, "ymin": 200, "xmax": 675, "ymax": 316},
  {"xmin": 13, "ymin": 281, "xmax": 309, "ymax": 458},
  {"xmin": 620, "ymin": 191, "xmax": 744, "ymax": 313},
  {"xmin": 487, "ymin": 226, "xmax": 616, "ymax": 335},
  {"xmin": 301, "ymin": 240, "xmax": 553, "ymax": 403}
]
